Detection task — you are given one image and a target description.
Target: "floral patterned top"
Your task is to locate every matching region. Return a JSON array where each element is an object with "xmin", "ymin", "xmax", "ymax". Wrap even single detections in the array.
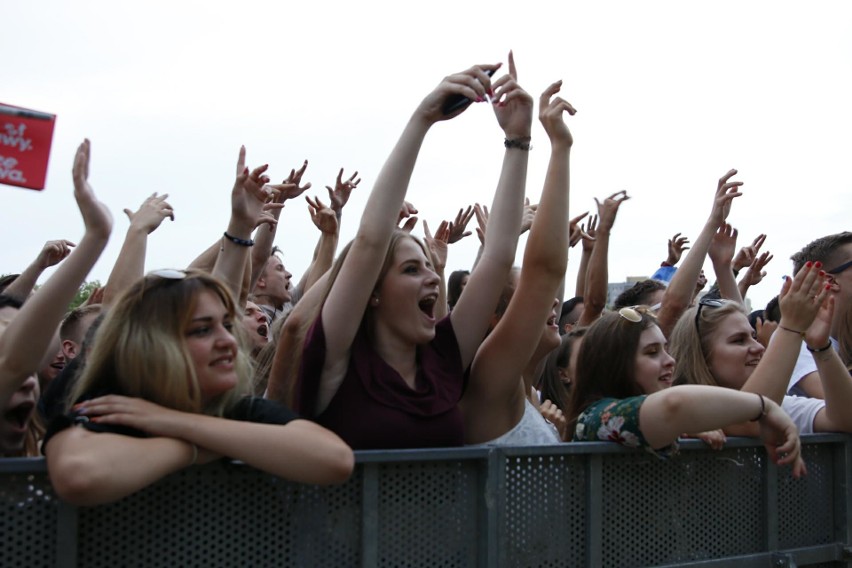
[{"xmin": 573, "ymin": 396, "xmax": 677, "ymax": 458}]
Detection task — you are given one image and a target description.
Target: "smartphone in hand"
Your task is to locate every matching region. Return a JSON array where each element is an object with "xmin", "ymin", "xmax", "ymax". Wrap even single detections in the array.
[{"xmin": 441, "ymin": 69, "xmax": 497, "ymax": 116}]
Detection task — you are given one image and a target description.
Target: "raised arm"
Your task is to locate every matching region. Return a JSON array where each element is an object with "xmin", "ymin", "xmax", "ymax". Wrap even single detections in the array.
[
  {"xmin": 3, "ymin": 240, "xmax": 75, "ymax": 302},
  {"xmin": 464, "ymin": 81, "xmax": 575, "ymax": 442},
  {"xmin": 656, "ymin": 169, "xmax": 743, "ymax": 338},
  {"xmin": 450, "ymin": 52, "xmax": 533, "ymax": 368},
  {"xmin": 739, "ymin": 262, "xmax": 829, "ymax": 404},
  {"xmin": 738, "ymin": 250, "xmax": 773, "ymax": 301},
  {"xmin": 0, "ymin": 139, "xmax": 112, "ymax": 404},
  {"xmin": 574, "ymin": 214, "xmax": 596, "ymax": 298},
  {"xmin": 803, "ymin": 294, "xmax": 852, "ymax": 432},
  {"xmin": 299, "ymin": 195, "xmax": 340, "ymax": 294},
  {"xmin": 576, "ymin": 191, "xmax": 630, "ymax": 326},
  {"xmin": 251, "ymin": 163, "xmax": 310, "ymax": 292},
  {"xmin": 212, "ymin": 147, "xmax": 283, "ymax": 302},
  {"xmin": 707, "ymin": 222, "xmax": 744, "ymax": 304},
  {"xmin": 318, "ymin": 63, "xmax": 501, "ymax": 402},
  {"xmin": 102, "ymin": 193, "xmax": 174, "ymax": 306},
  {"xmin": 423, "ymin": 220, "xmax": 450, "ymax": 320}
]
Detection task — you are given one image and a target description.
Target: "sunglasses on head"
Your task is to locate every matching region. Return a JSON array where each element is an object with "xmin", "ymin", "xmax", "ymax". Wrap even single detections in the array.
[
  {"xmin": 148, "ymin": 269, "xmax": 188, "ymax": 280},
  {"xmin": 618, "ymin": 305, "xmax": 653, "ymax": 323},
  {"xmin": 694, "ymin": 297, "xmax": 726, "ymax": 332}
]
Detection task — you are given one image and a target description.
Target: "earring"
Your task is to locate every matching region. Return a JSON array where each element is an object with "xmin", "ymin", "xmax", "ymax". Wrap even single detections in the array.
[{"xmin": 370, "ymin": 295, "xmax": 380, "ymax": 307}]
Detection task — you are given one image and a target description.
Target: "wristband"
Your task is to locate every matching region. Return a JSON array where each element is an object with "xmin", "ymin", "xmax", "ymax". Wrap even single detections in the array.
[
  {"xmin": 806, "ymin": 341, "xmax": 832, "ymax": 353},
  {"xmin": 750, "ymin": 394, "xmax": 767, "ymax": 422},
  {"xmin": 223, "ymin": 232, "xmax": 254, "ymax": 247},
  {"xmin": 777, "ymin": 325, "xmax": 805, "ymax": 338},
  {"xmin": 504, "ymin": 137, "xmax": 532, "ymax": 151}
]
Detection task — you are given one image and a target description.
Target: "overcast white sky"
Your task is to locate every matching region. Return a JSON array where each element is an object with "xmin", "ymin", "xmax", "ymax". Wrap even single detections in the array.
[{"xmin": 3, "ymin": 0, "xmax": 850, "ymax": 311}]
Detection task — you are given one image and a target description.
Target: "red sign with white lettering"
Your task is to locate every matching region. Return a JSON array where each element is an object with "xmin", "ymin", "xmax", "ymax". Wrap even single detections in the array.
[{"xmin": 0, "ymin": 103, "xmax": 57, "ymax": 191}]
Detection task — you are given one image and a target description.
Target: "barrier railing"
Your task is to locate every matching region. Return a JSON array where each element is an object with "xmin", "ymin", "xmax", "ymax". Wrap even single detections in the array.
[{"xmin": 2, "ymin": 435, "xmax": 850, "ymax": 567}]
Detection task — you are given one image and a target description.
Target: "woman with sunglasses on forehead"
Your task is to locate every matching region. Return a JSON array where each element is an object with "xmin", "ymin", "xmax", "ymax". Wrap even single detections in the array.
[
  {"xmin": 43, "ymin": 151, "xmax": 354, "ymax": 506},
  {"xmin": 567, "ymin": 305, "xmax": 806, "ymax": 476},
  {"xmin": 670, "ymin": 261, "xmax": 852, "ymax": 436}
]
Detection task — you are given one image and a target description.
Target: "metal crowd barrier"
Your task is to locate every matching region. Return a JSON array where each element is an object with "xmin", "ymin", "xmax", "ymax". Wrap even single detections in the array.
[{"xmin": 2, "ymin": 435, "xmax": 850, "ymax": 567}]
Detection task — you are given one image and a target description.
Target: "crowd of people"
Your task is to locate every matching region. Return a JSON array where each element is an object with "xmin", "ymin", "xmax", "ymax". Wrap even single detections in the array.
[{"xmin": 1, "ymin": 56, "xmax": 850, "ymax": 507}]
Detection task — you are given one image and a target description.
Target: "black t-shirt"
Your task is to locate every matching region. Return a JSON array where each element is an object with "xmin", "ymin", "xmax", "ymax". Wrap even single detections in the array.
[{"xmin": 42, "ymin": 395, "xmax": 298, "ymax": 454}]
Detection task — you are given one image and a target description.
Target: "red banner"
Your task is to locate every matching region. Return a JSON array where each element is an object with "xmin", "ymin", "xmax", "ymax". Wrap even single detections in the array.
[{"xmin": 0, "ymin": 103, "xmax": 57, "ymax": 191}]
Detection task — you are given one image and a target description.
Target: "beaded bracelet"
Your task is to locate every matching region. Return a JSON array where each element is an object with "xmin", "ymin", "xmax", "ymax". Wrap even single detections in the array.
[
  {"xmin": 223, "ymin": 231, "xmax": 254, "ymax": 247},
  {"xmin": 806, "ymin": 341, "xmax": 833, "ymax": 353},
  {"xmin": 504, "ymin": 137, "xmax": 532, "ymax": 151}
]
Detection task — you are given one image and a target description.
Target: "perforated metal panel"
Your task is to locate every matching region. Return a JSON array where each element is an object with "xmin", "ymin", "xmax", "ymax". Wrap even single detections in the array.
[
  {"xmin": 1, "ymin": 437, "xmax": 849, "ymax": 567},
  {"xmin": 77, "ymin": 462, "xmax": 362, "ymax": 567},
  {"xmin": 0, "ymin": 470, "xmax": 57, "ymax": 568},
  {"xmin": 601, "ymin": 446, "xmax": 766, "ymax": 567},
  {"xmin": 504, "ymin": 453, "xmax": 587, "ymax": 567},
  {"xmin": 375, "ymin": 460, "xmax": 479, "ymax": 567},
  {"xmin": 778, "ymin": 442, "xmax": 836, "ymax": 549}
]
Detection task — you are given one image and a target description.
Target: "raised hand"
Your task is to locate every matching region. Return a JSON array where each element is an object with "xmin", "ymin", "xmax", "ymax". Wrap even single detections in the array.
[
  {"xmin": 709, "ymin": 169, "xmax": 743, "ymax": 228},
  {"xmin": 581, "ymin": 214, "xmax": 598, "ymax": 253},
  {"xmin": 666, "ymin": 233, "xmax": 690, "ymax": 266},
  {"xmin": 423, "ymin": 220, "xmax": 449, "ymax": 272},
  {"xmin": 568, "ymin": 211, "xmax": 592, "ymax": 248},
  {"xmin": 416, "ymin": 62, "xmax": 501, "ymax": 123},
  {"xmin": 35, "ymin": 239, "xmax": 76, "ymax": 269},
  {"xmin": 123, "ymin": 193, "xmax": 174, "ymax": 234},
  {"xmin": 282, "ymin": 160, "xmax": 312, "ymax": 197},
  {"xmin": 306, "ymin": 195, "xmax": 339, "ymax": 235},
  {"xmin": 733, "ymin": 233, "xmax": 766, "ymax": 272},
  {"xmin": 519, "ymin": 198, "xmax": 538, "ymax": 235},
  {"xmin": 491, "ymin": 51, "xmax": 534, "ymax": 140},
  {"xmin": 778, "ymin": 260, "xmax": 830, "ymax": 337},
  {"xmin": 538, "ymin": 79, "xmax": 577, "ymax": 147},
  {"xmin": 446, "ymin": 206, "xmax": 474, "ymax": 244},
  {"xmin": 741, "ymin": 251, "xmax": 773, "ymax": 287},
  {"xmin": 594, "ymin": 191, "xmax": 630, "ymax": 232},
  {"xmin": 72, "ymin": 139, "xmax": 113, "ymax": 239},
  {"xmin": 474, "ymin": 203, "xmax": 489, "ymax": 245},
  {"xmin": 230, "ymin": 146, "xmax": 281, "ymax": 233},
  {"xmin": 397, "ymin": 200, "xmax": 418, "ymax": 232},
  {"xmin": 326, "ymin": 168, "xmax": 360, "ymax": 216},
  {"xmin": 708, "ymin": 222, "xmax": 738, "ymax": 266},
  {"xmin": 805, "ymin": 294, "xmax": 834, "ymax": 351}
]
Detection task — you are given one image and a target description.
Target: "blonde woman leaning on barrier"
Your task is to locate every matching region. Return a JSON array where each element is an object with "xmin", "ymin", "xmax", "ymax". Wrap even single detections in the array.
[
  {"xmin": 44, "ymin": 152, "xmax": 353, "ymax": 506},
  {"xmin": 670, "ymin": 261, "xmax": 852, "ymax": 436}
]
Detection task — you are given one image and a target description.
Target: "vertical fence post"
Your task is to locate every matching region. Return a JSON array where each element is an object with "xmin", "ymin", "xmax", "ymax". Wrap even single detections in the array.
[
  {"xmin": 479, "ymin": 449, "xmax": 503, "ymax": 568},
  {"xmin": 765, "ymin": 456, "xmax": 779, "ymax": 553},
  {"xmin": 586, "ymin": 453, "xmax": 602, "ymax": 567},
  {"xmin": 361, "ymin": 463, "xmax": 379, "ymax": 567},
  {"xmin": 55, "ymin": 500, "xmax": 78, "ymax": 568},
  {"xmin": 833, "ymin": 438, "xmax": 852, "ymax": 558}
]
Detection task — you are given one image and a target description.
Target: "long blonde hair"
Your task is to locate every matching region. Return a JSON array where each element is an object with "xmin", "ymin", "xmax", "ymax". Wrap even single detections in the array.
[
  {"xmin": 670, "ymin": 300, "xmax": 747, "ymax": 388},
  {"xmin": 69, "ymin": 270, "xmax": 254, "ymax": 416}
]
